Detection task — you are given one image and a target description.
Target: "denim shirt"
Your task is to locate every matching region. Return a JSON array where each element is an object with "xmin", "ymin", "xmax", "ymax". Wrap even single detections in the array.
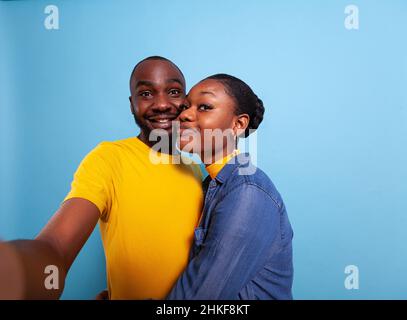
[{"xmin": 167, "ymin": 153, "xmax": 293, "ymax": 300}]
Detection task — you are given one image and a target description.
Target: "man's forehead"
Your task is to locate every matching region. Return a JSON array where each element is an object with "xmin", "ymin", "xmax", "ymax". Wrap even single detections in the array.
[
  {"xmin": 135, "ymin": 78, "xmax": 184, "ymax": 90},
  {"xmin": 131, "ymin": 60, "xmax": 185, "ymax": 92},
  {"xmin": 134, "ymin": 60, "xmax": 183, "ymax": 80}
]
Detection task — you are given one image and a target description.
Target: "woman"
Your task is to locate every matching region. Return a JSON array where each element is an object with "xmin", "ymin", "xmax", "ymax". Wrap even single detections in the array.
[{"xmin": 167, "ymin": 74, "xmax": 294, "ymax": 300}]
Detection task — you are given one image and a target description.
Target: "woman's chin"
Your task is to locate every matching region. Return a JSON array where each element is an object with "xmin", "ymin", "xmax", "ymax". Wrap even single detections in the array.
[{"xmin": 178, "ymin": 135, "xmax": 199, "ymax": 152}]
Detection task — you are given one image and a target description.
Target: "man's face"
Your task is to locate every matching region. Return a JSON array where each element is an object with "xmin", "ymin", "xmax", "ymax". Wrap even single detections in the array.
[{"xmin": 129, "ymin": 60, "xmax": 186, "ymax": 145}]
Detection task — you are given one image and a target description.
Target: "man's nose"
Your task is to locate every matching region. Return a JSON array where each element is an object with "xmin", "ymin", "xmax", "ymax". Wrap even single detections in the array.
[{"xmin": 153, "ymin": 94, "xmax": 171, "ymax": 112}]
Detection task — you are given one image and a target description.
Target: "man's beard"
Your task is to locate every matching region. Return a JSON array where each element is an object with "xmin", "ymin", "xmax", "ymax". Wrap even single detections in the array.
[
  {"xmin": 133, "ymin": 114, "xmax": 150, "ymax": 138},
  {"xmin": 133, "ymin": 114, "xmax": 176, "ymax": 153}
]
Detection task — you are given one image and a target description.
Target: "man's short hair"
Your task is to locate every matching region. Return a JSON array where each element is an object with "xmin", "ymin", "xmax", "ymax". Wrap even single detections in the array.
[{"xmin": 129, "ymin": 56, "xmax": 185, "ymax": 93}]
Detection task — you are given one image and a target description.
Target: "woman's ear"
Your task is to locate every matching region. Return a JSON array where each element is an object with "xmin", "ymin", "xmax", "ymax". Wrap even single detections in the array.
[{"xmin": 233, "ymin": 114, "xmax": 249, "ymax": 138}]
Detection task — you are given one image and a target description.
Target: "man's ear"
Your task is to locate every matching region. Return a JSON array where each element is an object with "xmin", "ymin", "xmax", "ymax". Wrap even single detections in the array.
[
  {"xmin": 234, "ymin": 114, "xmax": 249, "ymax": 137},
  {"xmin": 129, "ymin": 96, "xmax": 135, "ymax": 115}
]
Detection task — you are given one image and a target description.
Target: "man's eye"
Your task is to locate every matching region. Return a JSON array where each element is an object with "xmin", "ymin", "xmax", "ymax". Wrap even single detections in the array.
[
  {"xmin": 139, "ymin": 91, "xmax": 152, "ymax": 97},
  {"xmin": 169, "ymin": 89, "xmax": 181, "ymax": 96},
  {"xmin": 198, "ymin": 104, "xmax": 212, "ymax": 111}
]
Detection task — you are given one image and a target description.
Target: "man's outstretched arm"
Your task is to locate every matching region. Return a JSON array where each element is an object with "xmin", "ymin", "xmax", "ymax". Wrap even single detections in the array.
[{"xmin": 0, "ymin": 198, "xmax": 100, "ymax": 299}]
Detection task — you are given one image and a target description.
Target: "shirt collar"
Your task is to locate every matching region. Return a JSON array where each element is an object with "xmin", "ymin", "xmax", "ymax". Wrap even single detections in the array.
[
  {"xmin": 206, "ymin": 150, "xmax": 240, "ymax": 180},
  {"xmin": 214, "ymin": 152, "xmax": 252, "ymax": 184}
]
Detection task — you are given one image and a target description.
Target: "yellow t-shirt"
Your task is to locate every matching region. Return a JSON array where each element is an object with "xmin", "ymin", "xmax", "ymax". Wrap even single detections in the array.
[{"xmin": 64, "ymin": 137, "xmax": 203, "ymax": 299}]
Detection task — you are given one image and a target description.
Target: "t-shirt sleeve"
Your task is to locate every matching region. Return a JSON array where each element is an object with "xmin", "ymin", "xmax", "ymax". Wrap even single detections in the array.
[{"xmin": 63, "ymin": 142, "xmax": 114, "ymax": 220}]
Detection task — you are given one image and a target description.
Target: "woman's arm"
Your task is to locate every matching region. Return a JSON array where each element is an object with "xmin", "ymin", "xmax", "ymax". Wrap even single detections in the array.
[{"xmin": 167, "ymin": 183, "xmax": 283, "ymax": 300}]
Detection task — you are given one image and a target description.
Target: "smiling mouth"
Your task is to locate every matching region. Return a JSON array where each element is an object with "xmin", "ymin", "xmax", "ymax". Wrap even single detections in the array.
[
  {"xmin": 147, "ymin": 115, "xmax": 178, "ymax": 129},
  {"xmin": 148, "ymin": 115, "xmax": 177, "ymax": 122},
  {"xmin": 151, "ymin": 118, "xmax": 172, "ymax": 123}
]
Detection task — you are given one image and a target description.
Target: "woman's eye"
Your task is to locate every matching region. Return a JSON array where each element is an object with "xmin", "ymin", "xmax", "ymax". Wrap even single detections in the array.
[
  {"xmin": 198, "ymin": 104, "xmax": 212, "ymax": 111},
  {"xmin": 169, "ymin": 89, "xmax": 181, "ymax": 96}
]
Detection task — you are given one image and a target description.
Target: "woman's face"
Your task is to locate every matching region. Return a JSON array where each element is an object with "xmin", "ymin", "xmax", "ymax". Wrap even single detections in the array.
[{"xmin": 178, "ymin": 79, "xmax": 248, "ymax": 161}]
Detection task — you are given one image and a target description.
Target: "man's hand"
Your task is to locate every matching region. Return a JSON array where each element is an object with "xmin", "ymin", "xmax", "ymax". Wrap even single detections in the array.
[
  {"xmin": 95, "ymin": 289, "xmax": 109, "ymax": 300},
  {"xmin": 0, "ymin": 242, "xmax": 25, "ymax": 299},
  {"xmin": 0, "ymin": 198, "xmax": 100, "ymax": 299}
]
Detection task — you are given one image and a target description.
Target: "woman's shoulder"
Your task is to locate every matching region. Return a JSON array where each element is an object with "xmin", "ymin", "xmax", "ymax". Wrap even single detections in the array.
[{"xmin": 226, "ymin": 161, "xmax": 285, "ymax": 210}]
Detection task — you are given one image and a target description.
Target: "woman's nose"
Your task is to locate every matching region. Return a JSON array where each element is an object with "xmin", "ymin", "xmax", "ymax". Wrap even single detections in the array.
[{"xmin": 179, "ymin": 106, "xmax": 195, "ymax": 122}]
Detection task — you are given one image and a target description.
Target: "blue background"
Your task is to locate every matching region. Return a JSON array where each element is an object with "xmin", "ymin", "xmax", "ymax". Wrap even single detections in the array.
[{"xmin": 1, "ymin": 0, "xmax": 406, "ymax": 299}]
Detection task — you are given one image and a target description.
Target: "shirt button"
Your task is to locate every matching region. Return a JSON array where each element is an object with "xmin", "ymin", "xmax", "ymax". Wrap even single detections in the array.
[{"xmin": 209, "ymin": 180, "xmax": 217, "ymax": 188}]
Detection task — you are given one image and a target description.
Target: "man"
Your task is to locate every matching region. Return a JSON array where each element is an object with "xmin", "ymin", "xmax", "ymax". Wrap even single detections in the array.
[{"xmin": 0, "ymin": 56, "xmax": 203, "ymax": 299}]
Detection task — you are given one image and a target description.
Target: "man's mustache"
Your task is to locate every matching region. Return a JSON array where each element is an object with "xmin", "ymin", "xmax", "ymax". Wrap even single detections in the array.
[{"xmin": 145, "ymin": 112, "xmax": 180, "ymax": 121}]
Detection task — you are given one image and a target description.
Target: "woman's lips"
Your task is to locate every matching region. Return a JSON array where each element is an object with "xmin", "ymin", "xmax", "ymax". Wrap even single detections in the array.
[
  {"xmin": 179, "ymin": 127, "xmax": 200, "ymax": 140},
  {"xmin": 179, "ymin": 126, "xmax": 198, "ymax": 133}
]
